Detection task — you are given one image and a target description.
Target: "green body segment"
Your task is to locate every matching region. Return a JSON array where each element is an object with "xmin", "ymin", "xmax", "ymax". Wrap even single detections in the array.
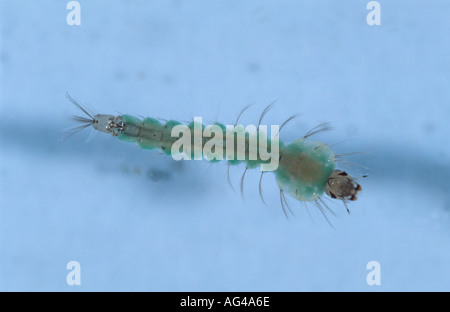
[
  {"xmin": 275, "ymin": 138, "xmax": 336, "ymax": 201},
  {"xmin": 117, "ymin": 115, "xmax": 181, "ymax": 155},
  {"xmin": 116, "ymin": 115, "xmax": 275, "ymax": 164},
  {"xmin": 115, "ymin": 115, "xmax": 336, "ymax": 202}
]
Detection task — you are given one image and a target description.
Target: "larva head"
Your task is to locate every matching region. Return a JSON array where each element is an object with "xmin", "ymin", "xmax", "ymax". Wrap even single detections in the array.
[
  {"xmin": 93, "ymin": 114, "xmax": 116, "ymax": 133},
  {"xmin": 325, "ymin": 170, "xmax": 362, "ymax": 201}
]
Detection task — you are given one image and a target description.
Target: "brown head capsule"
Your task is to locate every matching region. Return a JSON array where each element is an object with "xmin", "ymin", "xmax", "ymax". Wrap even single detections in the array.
[{"xmin": 325, "ymin": 170, "xmax": 362, "ymax": 201}]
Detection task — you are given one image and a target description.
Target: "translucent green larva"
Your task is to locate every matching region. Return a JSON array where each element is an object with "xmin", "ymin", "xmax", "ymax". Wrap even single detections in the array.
[{"xmin": 67, "ymin": 94, "xmax": 362, "ymax": 219}]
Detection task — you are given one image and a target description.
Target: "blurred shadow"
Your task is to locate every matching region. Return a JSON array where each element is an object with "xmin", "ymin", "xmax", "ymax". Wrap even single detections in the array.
[{"xmin": 1, "ymin": 118, "xmax": 449, "ymax": 208}]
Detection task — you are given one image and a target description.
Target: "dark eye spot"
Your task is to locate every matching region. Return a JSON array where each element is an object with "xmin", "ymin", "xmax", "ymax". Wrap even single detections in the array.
[{"xmin": 338, "ymin": 171, "xmax": 348, "ymax": 176}]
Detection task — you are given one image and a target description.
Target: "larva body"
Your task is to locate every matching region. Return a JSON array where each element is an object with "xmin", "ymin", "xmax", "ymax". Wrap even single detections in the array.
[
  {"xmin": 96, "ymin": 114, "xmax": 342, "ymax": 202},
  {"xmin": 68, "ymin": 94, "xmax": 362, "ymax": 217}
]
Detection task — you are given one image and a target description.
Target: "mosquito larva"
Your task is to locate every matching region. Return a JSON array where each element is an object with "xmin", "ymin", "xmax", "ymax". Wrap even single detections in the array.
[{"xmin": 66, "ymin": 93, "xmax": 362, "ymax": 218}]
